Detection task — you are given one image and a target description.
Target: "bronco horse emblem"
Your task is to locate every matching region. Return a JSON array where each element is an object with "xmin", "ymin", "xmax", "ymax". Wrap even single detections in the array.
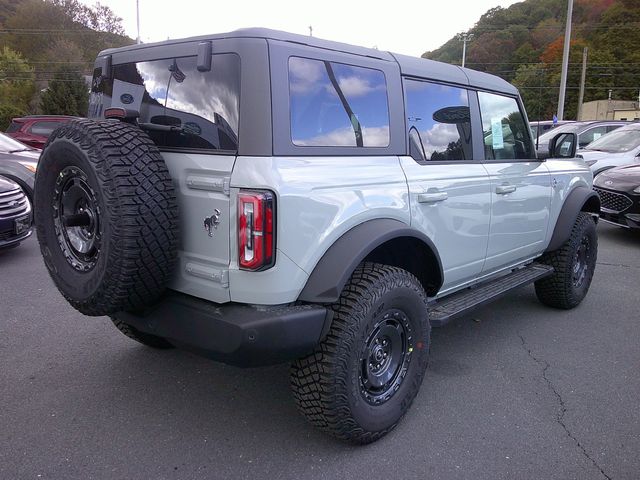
[{"xmin": 203, "ymin": 209, "xmax": 222, "ymax": 237}]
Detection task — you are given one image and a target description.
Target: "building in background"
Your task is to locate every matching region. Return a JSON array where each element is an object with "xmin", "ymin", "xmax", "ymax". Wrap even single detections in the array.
[{"xmin": 579, "ymin": 100, "xmax": 640, "ymax": 121}]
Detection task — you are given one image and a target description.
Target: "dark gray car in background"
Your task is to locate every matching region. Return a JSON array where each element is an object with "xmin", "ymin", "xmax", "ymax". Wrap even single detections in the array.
[{"xmin": 0, "ymin": 175, "xmax": 32, "ymax": 250}]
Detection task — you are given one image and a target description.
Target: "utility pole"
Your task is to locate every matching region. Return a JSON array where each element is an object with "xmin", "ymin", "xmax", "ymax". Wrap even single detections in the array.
[
  {"xmin": 557, "ymin": 0, "xmax": 574, "ymax": 121},
  {"xmin": 460, "ymin": 33, "xmax": 473, "ymax": 68},
  {"xmin": 576, "ymin": 47, "xmax": 588, "ymax": 120},
  {"xmin": 136, "ymin": 0, "xmax": 141, "ymax": 44}
]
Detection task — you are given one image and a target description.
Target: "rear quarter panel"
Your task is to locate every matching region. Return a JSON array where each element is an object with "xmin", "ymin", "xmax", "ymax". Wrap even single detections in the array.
[{"xmin": 229, "ymin": 156, "xmax": 410, "ymax": 303}]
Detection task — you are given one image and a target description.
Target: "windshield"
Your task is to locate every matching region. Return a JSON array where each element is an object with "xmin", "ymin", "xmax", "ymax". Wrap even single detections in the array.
[
  {"xmin": 537, "ymin": 123, "xmax": 581, "ymax": 143},
  {"xmin": 584, "ymin": 128, "xmax": 640, "ymax": 153},
  {"xmin": 0, "ymin": 133, "xmax": 30, "ymax": 153}
]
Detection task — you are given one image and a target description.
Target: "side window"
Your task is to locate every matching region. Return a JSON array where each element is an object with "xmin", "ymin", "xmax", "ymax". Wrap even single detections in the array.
[
  {"xmin": 30, "ymin": 121, "xmax": 63, "ymax": 137},
  {"xmin": 288, "ymin": 57, "xmax": 389, "ymax": 147},
  {"xmin": 404, "ymin": 79, "xmax": 472, "ymax": 161},
  {"xmin": 579, "ymin": 126, "xmax": 607, "ymax": 147},
  {"xmin": 94, "ymin": 54, "xmax": 240, "ymax": 152},
  {"xmin": 478, "ymin": 92, "xmax": 535, "ymax": 160}
]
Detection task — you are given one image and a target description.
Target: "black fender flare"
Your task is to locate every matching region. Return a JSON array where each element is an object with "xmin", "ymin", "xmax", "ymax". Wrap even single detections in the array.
[
  {"xmin": 546, "ymin": 186, "xmax": 600, "ymax": 252},
  {"xmin": 298, "ymin": 218, "xmax": 443, "ymax": 303}
]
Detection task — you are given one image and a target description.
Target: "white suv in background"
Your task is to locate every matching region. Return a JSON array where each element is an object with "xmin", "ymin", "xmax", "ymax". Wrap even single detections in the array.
[{"xmin": 577, "ymin": 122, "xmax": 640, "ymax": 176}]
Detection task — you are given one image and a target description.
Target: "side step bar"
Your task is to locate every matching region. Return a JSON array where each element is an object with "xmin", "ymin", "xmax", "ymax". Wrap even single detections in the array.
[{"xmin": 428, "ymin": 263, "xmax": 554, "ymax": 327}]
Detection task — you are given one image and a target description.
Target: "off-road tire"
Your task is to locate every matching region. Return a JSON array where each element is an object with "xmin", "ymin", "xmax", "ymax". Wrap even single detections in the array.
[
  {"xmin": 291, "ymin": 263, "xmax": 431, "ymax": 444},
  {"xmin": 535, "ymin": 212, "xmax": 597, "ymax": 309},
  {"xmin": 111, "ymin": 318, "xmax": 174, "ymax": 349},
  {"xmin": 34, "ymin": 119, "xmax": 179, "ymax": 316}
]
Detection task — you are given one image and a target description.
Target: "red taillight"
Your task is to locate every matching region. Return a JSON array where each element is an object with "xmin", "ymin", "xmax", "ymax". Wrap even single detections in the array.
[
  {"xmin": 104, "ymin": 107, "xmax": 139, "ymax": 121},
  {"xmin": 238, "ymin": 190, "xmax": 275, "ymax": 271}
]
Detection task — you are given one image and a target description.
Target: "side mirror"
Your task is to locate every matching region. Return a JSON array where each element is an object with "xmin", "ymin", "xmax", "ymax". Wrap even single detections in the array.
[{"xmin": 548, "ymin": 132, "xmax": 577, "ymax": 159}]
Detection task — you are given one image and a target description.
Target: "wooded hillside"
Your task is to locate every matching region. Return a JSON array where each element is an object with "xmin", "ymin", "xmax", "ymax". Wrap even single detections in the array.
[
  {"xmin": 423, "ymin": 0, "xmax": 640, "ymax": 120},
  {"xmin": 0, "ymin": 0, "xmax": 133, "ymax": 128}
]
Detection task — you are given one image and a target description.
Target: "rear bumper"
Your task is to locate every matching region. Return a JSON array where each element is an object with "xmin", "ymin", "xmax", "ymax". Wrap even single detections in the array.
[{"xmin": 112, "ymin": 292, "xmax": 332, "ymax": 367}]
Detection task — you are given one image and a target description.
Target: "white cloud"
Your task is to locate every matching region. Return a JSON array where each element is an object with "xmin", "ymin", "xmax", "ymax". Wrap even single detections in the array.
[
  {"xmin": 289, "ymin": 57, "xmax": 327, "ymax": 94},
  {"xmin": 335, "ymin": 75, "xmax": 378, "ymax": 97},
  {"xmin": 420, "ymin": 123, "xmax": 460, "ymax": 156},
  {"xmin": 296, "ymin": 126, "xmax": 389, "ymax": 147}
]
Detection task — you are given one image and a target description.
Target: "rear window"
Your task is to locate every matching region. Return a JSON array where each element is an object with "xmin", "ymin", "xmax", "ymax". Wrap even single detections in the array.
[
  {"xmin": 90, "ymin": 54, "xmax": 240, "ymax": 152},
  {"xmin": 288, "ymin": 57, "xmax": 390, "ymax": 147},
  {"xmin": 6, "ymin": 121, "xmax": 22, "ymax": 133},
  {"xmin": 29, "ymin": 121, "xmax": 64, "ymax": 137}
]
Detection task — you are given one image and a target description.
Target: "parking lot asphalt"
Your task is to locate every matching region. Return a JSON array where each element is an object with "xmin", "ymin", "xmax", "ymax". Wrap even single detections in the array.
[{"xmin": 1, "ymin": 223, "xmax": 638, "ymax": 480}]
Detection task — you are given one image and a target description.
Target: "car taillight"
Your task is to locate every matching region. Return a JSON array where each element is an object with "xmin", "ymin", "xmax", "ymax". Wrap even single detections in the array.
[{"xmin": 238, "ymin": 190, "xmax": 275, "ymax": 271}]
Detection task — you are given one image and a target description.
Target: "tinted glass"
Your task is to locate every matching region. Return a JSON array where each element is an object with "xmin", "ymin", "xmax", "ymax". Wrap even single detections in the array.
[
  {"xmin": 404, "ymin": 79, "xmax": 472, "ymax": 161},
  {"xmin": 29, "ymin": 121, "xmax": 63, "ymax": 136},
  {"xmin": 578, "ymin": 126, "xmax": 608, "ymax": 147},
  {"xmin": 90, "ymin": 54, "xmax": 240, "ymax": 151},
  {"xmin": 288, "ymin": 57, "xmax": 389, "ymax": 147},
  {"xmin": 479, "ymin": 92, "xmax": 534, "ymax": 160},
  {"xmin": 584, "ymin": 127, "xmax": 640, "ymax": 153},
  {"xmin": 6, "ymin": 122, "xmax": 21, "ymax": 133}
]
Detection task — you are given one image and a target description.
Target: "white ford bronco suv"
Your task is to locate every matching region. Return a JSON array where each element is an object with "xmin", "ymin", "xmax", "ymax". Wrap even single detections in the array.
[{"xmin": 34, "ymin": 29, "xmax": 600, "ymax": 444}]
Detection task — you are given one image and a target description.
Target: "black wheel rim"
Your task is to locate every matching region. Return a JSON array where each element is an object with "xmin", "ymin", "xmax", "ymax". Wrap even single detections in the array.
[
  {"xmin": 359, "ymin": 309, "xmax": 413, "ymax": 405},
  {"xmin": 572, "ymin": 235, "xmax": 591, "ymax": 288},
  {"xmin": 52, "ymin": 166, "xmax": 101, "ymax": 272}
]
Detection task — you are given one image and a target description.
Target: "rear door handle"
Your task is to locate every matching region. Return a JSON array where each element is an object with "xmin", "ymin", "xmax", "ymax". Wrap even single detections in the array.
[
  {"xmin": 496, "ymin": 184, "xmax": 517, "ymax": 195},
  {"xmin": 417, "ymin": 192, "xmax": 448, "ymax": 204}
]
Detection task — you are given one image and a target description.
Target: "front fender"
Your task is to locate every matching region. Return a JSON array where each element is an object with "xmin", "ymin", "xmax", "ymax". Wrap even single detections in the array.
[{"xmin": 546, "ymin": 186, "xmax": 600, "ymax": 252}]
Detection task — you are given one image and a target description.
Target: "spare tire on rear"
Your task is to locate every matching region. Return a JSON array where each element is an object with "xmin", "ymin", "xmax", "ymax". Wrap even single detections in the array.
[{"xmin": 35, "ymin": 119, "xmax": 179, "ymax": 316}]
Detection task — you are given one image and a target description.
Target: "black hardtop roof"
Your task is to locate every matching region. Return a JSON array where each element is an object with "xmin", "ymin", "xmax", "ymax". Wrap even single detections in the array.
[{"xmin": 99, "ymin": 28, "xmax": 518, "ymax": 96}]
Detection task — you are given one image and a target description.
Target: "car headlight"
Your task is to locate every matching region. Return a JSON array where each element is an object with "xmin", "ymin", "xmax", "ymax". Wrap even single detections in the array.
[
  {"xmin": 18, "ymin": 161, "xmax": 37, "ymax": 173},
  {"xmin": 634, "ymin": 186, "xmax": 640, "ymax": 194}
]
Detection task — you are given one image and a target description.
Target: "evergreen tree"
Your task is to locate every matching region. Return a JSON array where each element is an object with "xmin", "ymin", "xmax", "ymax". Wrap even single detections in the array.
[
  {"xmin": 0, "ymin": 46, "xmax": 35, "ymax": 129},
  {"xmin": 40, "ymin": 67, "xmax": 88, "ymax": 116}
]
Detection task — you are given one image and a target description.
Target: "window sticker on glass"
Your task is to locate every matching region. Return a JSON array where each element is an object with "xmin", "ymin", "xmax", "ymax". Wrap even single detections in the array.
[
  {"xmin": 592, "ymin": 133, "xmax": 602, "ymax": 141},
  {"xmin": 491, "ymin": 118, "xmax": 504, "ymax": 149}
]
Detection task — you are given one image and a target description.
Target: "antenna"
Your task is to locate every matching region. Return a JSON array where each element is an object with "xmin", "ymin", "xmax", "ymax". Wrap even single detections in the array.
[{"xmin": 309, "ymin": 26, "xmax": 313, "ymax": 37}]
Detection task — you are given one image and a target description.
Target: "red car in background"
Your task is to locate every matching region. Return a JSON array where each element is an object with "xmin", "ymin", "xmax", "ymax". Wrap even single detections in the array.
[{"xmin": 6, "ymin": 115, "xmax": 78, "ymax": 149}]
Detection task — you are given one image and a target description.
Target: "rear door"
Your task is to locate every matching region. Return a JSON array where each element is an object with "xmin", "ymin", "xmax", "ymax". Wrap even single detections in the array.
[
  {"xmin": 400, "ymin": 79, "xmax": 491, "ymax": 294},
  {"xmin": 90, "ymin": 47, "xmax": 241, "ymax": 303}
]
